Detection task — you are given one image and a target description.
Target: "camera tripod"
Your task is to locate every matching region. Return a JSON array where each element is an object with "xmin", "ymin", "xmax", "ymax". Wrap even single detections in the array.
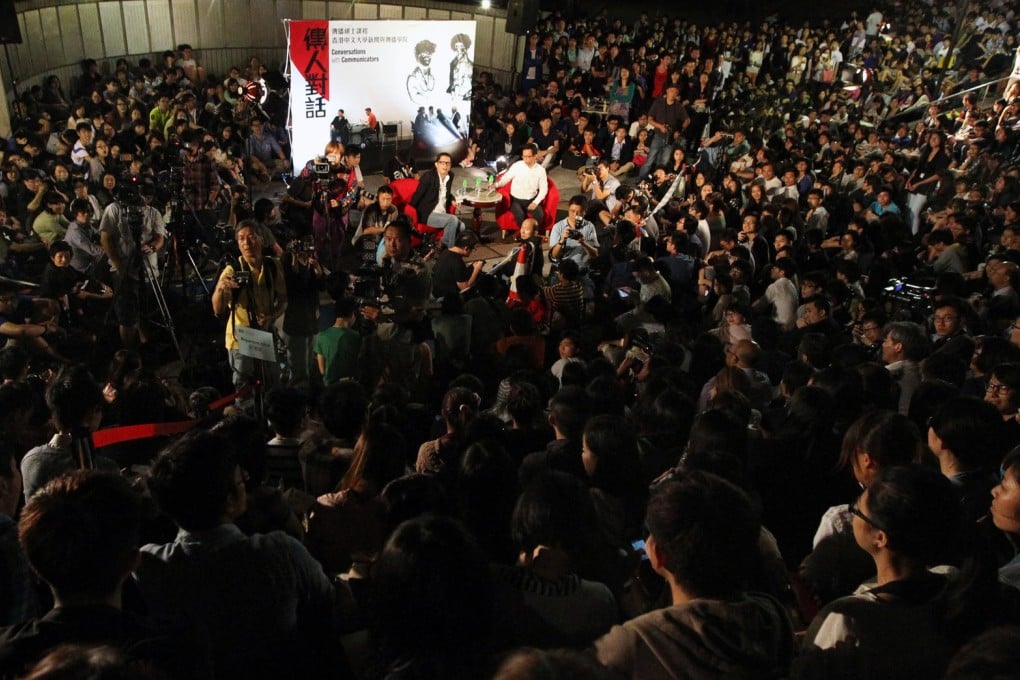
[
  {"xmin": 138, "ymin": 245, "xmax": 186, "ymax": 367},
  {"xmin": 163, "ymin": 170, "xmax": 218, "ymax": 303}
]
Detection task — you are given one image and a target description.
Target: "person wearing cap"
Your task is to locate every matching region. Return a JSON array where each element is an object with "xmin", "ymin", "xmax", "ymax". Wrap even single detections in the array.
[{"xmin": 31, "ymin": 193, "xmax": 68, "ymax": 248}]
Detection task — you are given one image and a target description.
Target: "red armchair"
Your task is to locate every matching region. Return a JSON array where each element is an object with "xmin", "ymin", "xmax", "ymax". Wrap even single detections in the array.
[
  {"xmin": 387, "ymin": 178, "xmax": 444, "ymax": 245},
  {"xmin": 494, "ymin": 178, "xmax": 559, "ymax": 238}
]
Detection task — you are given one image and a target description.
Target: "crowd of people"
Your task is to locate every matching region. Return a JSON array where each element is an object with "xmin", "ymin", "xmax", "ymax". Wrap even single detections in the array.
[{"xmin": 3, "ymin": 0, "xmax": 1020, "ymax": 677}]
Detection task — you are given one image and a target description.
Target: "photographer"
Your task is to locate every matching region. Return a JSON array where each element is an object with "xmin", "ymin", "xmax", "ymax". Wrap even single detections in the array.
[
  {"xmin": 281, "ymin": 141, "xmax": 343, "ymax": 235},
  {"xmin": 40, "ymin": 241, "xmax": 112, "ymax": 327},
  {"xmin": 212, "ymin": 220, "xmax": 287, "ymax": 391},
  {"xmin": 99, "ymin": 184, "xmax": 166, "ymax": 348},
  {"xmin": 352, "ymin": 185, "xmax": 398, "ymax": 266},
  {"xmin": 378, "ymin": 217, "xmax": 433, "ymax": 311},
  {"xmin": 281, "ymin": 239, "xmax": 324, "ymax": 387},
  {"xmin": 579, "ymin": 160, "xmax": 621, "ymax": 219},
  {"xmin": 549, "ymin": 195, "xmax": 600, "ymax": 296}
]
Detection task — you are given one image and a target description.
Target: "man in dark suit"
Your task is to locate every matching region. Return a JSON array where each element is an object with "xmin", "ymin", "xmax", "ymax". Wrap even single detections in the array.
[
  {"xmin": 602, "ymin": 124, "xmax": 636, "ymax": 177},
  {"xmin": 409, "ymin": 152, "xmax": 466, "ymax": 248}
]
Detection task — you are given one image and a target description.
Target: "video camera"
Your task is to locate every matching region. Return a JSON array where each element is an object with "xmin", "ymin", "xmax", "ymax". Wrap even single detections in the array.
[
  {"xmin": 883, "ymin": 277, "xmax": 935, "ymax": 321},
  {"xmin": 313, "ymin": 158, "xmax": 333, "ymax": 181},
  {"xmin": 116, "ymin": 183, "xmax": 147, "ymax": 242}
]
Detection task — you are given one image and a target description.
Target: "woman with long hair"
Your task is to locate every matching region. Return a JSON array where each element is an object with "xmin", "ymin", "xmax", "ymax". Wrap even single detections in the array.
[
  {"xmin": 305, "ymin": 422, "xmax": 406, "ymax": 574},
  {"xmin": 582, "ymin": 414, "xmax": 647, "ymax": 546},
  {"xmin": 415, "ymin": 387, "xmax": 480, "ymax": 475},
  {"xmin": 801, "ymin": 411, "xmax": 923, "ymax": 604},
  {"xmin": 607, "ymin": 65, "xmax": 637, "ymax": 122},
  {"xmin": 905, "ymin": 130, "xmax": 950, "ymax": 233}
]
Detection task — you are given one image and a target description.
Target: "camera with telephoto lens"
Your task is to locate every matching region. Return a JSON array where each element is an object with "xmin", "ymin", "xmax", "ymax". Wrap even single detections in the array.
[
  {"xmin": 567, "ymin": 228, "xmax": 581, "ymax": 240},
  {"xmin": 582, "ymin": 166, "xmax": 597, "ymax": 176},
  {"xmin": 232, "ymin": 270, "xmax": 252, "ymax": 287}
]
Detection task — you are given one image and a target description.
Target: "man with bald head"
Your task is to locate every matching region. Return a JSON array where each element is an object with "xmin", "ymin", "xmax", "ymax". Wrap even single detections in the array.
[{"xmin": 697, "ymin": 339, "xmax": 772, "ymax": 410}]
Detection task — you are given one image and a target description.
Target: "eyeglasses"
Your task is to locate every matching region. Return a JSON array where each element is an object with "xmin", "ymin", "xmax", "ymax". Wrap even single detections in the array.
[
  {"xmin": 849, "ymin": 494, "xmax": 887, "ymax": 532},
  {"xmin": 933, "ymin": 315, "xmax": 958, "ymax": 323},
  {"xmin": 986, "ymin": 382, "xmax": 1014, "ymax": 395},
  {"xmin": 436, "ymin": 160, "xmax": 451, "ymax": 165}
]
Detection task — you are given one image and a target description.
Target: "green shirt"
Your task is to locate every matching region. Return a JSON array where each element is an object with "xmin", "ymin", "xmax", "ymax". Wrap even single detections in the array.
[
  {"xmin": 32, "ymin": 212, "xmax": 68, "ymax": 246},
  {"xmin": 314, "ymin": 325, "xmax": 362, "ymax": 385}
]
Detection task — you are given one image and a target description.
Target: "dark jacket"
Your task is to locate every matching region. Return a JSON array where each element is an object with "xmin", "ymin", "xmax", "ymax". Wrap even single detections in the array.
[
  {"xmin": 409, "ymin": 168, "xmax": 455, "ymax": 220},
  {"xmin": 601, "ymin": 136, "xmax": 636, "ymax": 165}
]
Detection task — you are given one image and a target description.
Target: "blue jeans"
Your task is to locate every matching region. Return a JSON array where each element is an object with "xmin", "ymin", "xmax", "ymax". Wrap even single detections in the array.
[
  {"xmin": 426, "ymin": 212, "xmax": 465, "ymax": 248},
  {"xmin": 639, "ymin": 134, "xmax": 672, "ymax": 179}
]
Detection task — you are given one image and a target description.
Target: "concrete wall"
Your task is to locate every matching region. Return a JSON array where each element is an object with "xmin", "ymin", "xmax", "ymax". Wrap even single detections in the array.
[{"xmin": 1, "ymin": 0, "xmax": 520, "ymax": 120}]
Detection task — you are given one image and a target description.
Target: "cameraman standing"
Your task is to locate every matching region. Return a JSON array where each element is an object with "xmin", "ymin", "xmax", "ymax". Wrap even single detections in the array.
[
  {"xmin": 212, "ymin": 221, "xmax": 287, "ymax": 391},
  {"xmin": 281, "ymin": 240, "xmax": 324, "ymax": 387},
  {"xmin": 100, "ymin": 185, "xmax": 166, "ymax": 348}
]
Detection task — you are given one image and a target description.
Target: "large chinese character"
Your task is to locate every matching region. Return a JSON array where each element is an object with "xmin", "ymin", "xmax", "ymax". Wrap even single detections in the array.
[
  {"xmin": 303, "ymin": 27, "xmax": 327, "ymax": 50},
  {"xmin": 305, "ymin": 96, "xmax": 326, "ymax": 118},
  {"xmin": 306, "ymin": 73, "xmax": 327, "ymax": 96},
  {"xmin": 305, "ymin": 50, "xmax": 327, "ymax": 74}
]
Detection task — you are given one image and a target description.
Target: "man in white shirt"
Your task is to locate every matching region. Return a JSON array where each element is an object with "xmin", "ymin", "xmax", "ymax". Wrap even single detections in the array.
[
  {"xmin": 576, "ymin": 34, "xmax": 596, "ymax": 73},
  {"xmin": 70, "ymin": 123, "xmax": 93, "ymax": 174},
  {"xmin": 758, "ymin": 163, "xmax": 783, "ymax": 199},
  {"xmin": 494, "ymin": 143, "xmax": 548, "ymax": 231},
  {"xmin": 757, "ymin": 259, "xmax": 799, "ymax": 330},
  {"xmin": 865, "ymin": 7, "xmax": 884, "ymax": 36},
  {"xmin": 628, "ymin": 112, "xmax": 654, "ymax": 140}
]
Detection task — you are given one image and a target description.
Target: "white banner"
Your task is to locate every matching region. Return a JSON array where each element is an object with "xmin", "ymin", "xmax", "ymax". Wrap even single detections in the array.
[{"xmin": 288, "ymin": 20, "xmax": 475, "ymax": 167}]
